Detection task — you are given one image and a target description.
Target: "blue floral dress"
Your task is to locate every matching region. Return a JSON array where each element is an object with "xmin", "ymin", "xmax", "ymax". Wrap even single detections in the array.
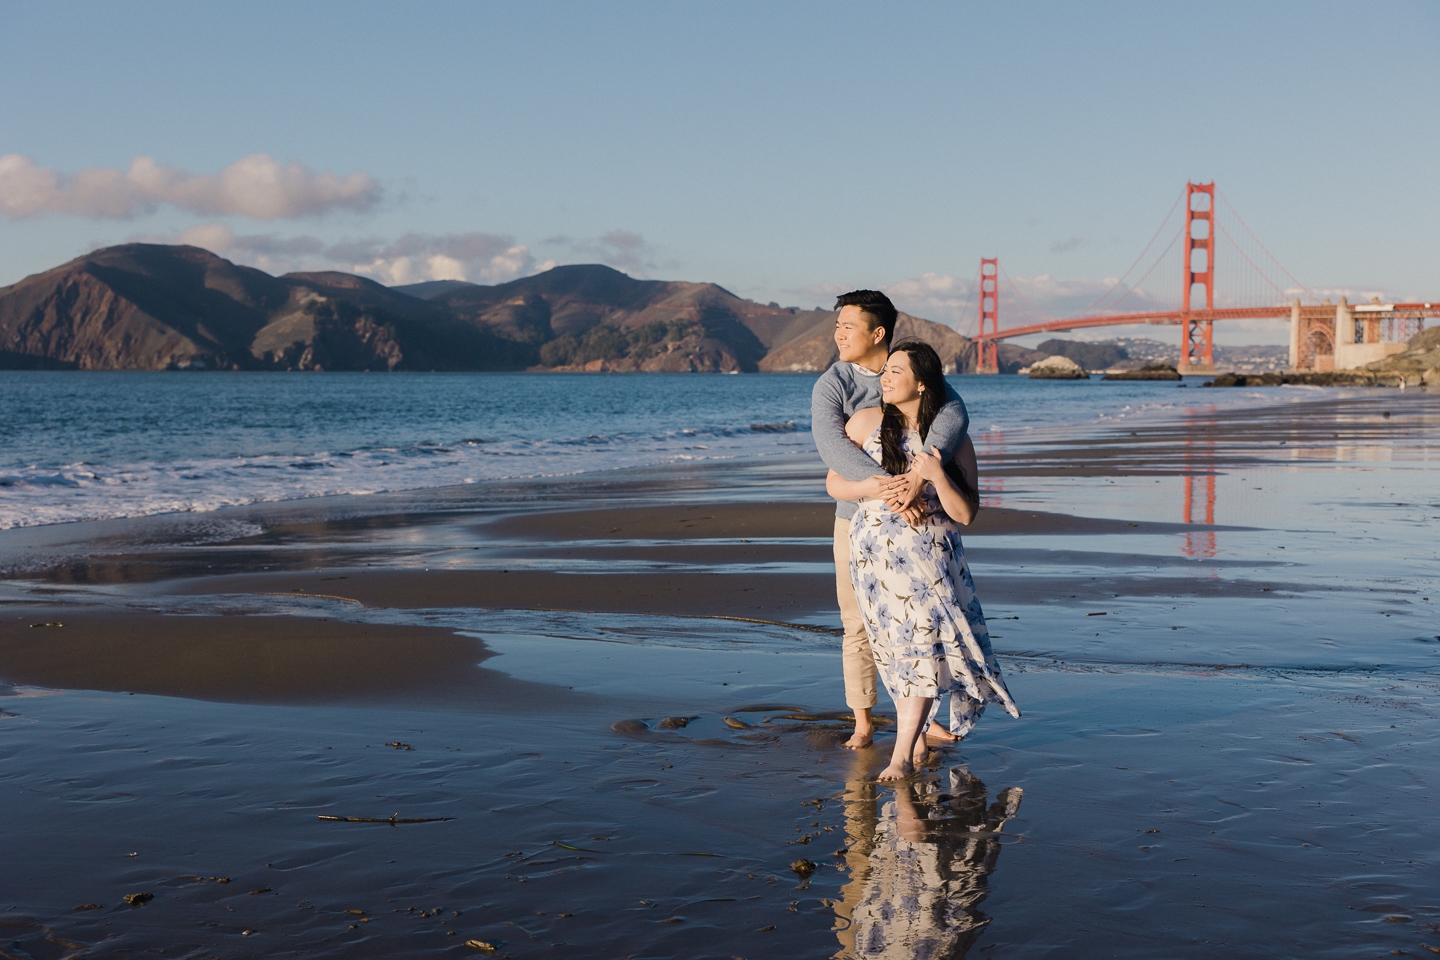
[{"xmin": 848, "ymin": 427, "xmax": 1020, "ymax": 737}]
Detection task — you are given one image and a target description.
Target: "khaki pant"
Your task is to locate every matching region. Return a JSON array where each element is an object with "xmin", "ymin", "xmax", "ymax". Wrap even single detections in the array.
[{"xmin": 834, "ymin": 517, "xmax": 878, "ymax": 709}]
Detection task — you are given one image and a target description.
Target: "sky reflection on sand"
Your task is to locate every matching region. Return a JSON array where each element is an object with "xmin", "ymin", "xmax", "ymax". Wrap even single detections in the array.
[{"xmin": 1, "ymin": 390, "xmax": 1437, "ymax": 956}]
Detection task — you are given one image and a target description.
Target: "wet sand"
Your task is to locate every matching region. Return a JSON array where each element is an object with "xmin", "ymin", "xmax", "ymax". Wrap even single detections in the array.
[
  {"xmin": 0, "ymin": 609, "xmax": 592, "ymax": 710},
  {"xmin": 2, "ymin": 390, "xmax": 1438, "ymax": 957}
]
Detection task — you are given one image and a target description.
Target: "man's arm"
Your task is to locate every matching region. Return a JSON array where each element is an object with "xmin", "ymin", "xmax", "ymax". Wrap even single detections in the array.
[
  {"xmin": 812, "ymin": 371, "xmax": 886, "ymax": 483},
  {"xmin": 924, "ymin": 385, "xmax": 971, "ymax": 463}
]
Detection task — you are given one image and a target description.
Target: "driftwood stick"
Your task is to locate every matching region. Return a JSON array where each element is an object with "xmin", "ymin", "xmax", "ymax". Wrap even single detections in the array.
[
  {"xmin": 318, "ymin": 813, "xmax": 455, "ymax": 824},
  {"xmin": 260, "ymin": 591, "xmax": 364, "ymax": 605}
]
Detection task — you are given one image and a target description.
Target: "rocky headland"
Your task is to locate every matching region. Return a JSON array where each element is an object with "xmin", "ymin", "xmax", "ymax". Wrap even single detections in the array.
[
  {"xmin": 1206, "ymin": 327, "xmax": 1440, "ymax": 388},
  {"xmin": 0, "ymin": 244, "xmax": 1041, "ymax": 374},
  {"xmin": 1363, "ymin": 326, "xmax": 1440, "ymax": 386}
]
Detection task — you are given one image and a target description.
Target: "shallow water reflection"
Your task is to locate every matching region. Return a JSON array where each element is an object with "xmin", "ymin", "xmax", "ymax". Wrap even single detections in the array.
[{"xmin": 833, "ymin": 765, "xmax": 1023, "ymax": 959}]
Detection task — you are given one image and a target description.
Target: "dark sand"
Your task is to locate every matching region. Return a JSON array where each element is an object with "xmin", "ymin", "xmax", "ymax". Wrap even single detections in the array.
[
  {"xmin": 1, "ymin": 390, "xmax": 1438, "ymax": 958},
  {"xmin": 0, "ymin": 609, "xmax": 589, "ymax": 709},
  {"xmin": 483, "ymin": 500, "xmax": 1241, "ymax": 541}
]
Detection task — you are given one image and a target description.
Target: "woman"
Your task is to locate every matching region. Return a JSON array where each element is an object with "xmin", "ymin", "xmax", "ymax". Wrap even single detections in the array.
[{"xmin": 826, "ymin": 340, "xmax": 1020, "ymax": 781}]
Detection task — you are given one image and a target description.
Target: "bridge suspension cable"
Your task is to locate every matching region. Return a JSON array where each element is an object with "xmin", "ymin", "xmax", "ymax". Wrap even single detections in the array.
[
  {"xmin": 1215, "ymin": 219, "xmax": 1290, "ymax": 304},
  {"xmin": 956, "ymin": 259, "xmax": 980, "ymax": 338},
  {"xmin": 997, "ymin": 261, "xmax": 1055, "ymax": 324},
  {"xmin": 1092, "ymin": 223, "xmax": 1184, "ymax": 317},
  {"xmin": 1216, "ymin": 189, "xmax": 1319, "ymax": 304},
  {"xmin": 1073, "ymin": 186, "xmax": 1185, "ymax": 317}
]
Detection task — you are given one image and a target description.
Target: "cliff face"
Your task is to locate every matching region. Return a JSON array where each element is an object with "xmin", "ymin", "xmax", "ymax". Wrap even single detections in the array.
[
  {"xmin": 0, "ymin": 245, "xmax": 984, "ymax": 374},
  {"xmin": 1362, "ymin": 326, "xmax": 1440, "ymax": 386},
  {"xmin": 431, "ymin": 267, "xmax": 816, "ymax": 373},
  {"xmin": 0, "ymin": 245, "xmax": 531, "ymax": 371},
  {"xmin": 0, "ymin": 245, "xmax": 284, "ymax": 370}
]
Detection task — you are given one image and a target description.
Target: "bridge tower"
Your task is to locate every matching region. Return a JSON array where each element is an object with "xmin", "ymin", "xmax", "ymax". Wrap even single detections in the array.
[
  {"xmin": 1179, "ymin": 182, "xmax": 1216, "ymax": 373},
  {"xmin": 976, "ymin": 258, "xmax": 1000, "ymax": 374}
]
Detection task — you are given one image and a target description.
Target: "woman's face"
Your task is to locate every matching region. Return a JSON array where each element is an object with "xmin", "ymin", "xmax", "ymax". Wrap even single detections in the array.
[{"xmin": 880, "ymin": 351, "xmax": 921, "ymax": 404}]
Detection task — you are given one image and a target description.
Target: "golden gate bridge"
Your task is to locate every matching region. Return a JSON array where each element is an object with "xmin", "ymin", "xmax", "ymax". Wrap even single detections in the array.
[{"xmin": 968, "ymin": 182, "xmax": 1439, "ymax": 374}]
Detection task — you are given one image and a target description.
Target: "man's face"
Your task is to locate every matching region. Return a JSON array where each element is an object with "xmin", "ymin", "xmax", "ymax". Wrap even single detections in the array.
[{"xmin": 834, "ymin": 305, "xmax": 884, "ymax": 363}]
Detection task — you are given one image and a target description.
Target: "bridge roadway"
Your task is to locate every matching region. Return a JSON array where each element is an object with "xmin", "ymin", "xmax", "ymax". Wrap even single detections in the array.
[{"xmin": 971, "ymin": 302, "xmax": 1440, "ymax": 343}]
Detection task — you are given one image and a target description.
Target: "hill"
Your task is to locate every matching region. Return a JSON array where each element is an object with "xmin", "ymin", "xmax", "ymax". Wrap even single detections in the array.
[
  {"xmin": 426, "ymin": 264, "xmax": 897, "ymax": 373},
  {"xmin": 391, "ymin": 279, "xmax": 478, "ymax": 300},
  {"xmin": 0, "ymin": 244, "xmax": 989, "ymax": 373},
  {"xmin": 1029, "ymin": 337, "xmax": 1289, "ymax": 373},
  {"xmin": 0, "ymin": 244, "xmax": 530, "ymax": 371},
  {"xmin": 1036, "ymin": 338, "xmax": 1129, "ymax": 370}
]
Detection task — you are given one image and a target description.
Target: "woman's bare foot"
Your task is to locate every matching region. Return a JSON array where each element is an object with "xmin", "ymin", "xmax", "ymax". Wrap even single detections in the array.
[
  {"xmin": 924, "ymin": 721, "xmax": 958, "ymax": 743},
  {"xmin": 875, "ymin": 759, "xmax": 915, "ymax": 781},
  {"xmin": 911, "ymin": 740, "xmax": 930, "ymax": 766}
]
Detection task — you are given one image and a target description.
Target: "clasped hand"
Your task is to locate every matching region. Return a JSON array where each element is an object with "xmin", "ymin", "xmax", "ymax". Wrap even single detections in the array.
[
  {"xmin": 880, "ymin": 446, "xmax": 947, "ymax": 526},
  {"xmin": 873, "ymin": 454, "xmax": 928, "ymax": 526}
]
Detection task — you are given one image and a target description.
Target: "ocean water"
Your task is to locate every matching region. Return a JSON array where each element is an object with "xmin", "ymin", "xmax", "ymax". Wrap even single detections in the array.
[{"xmin": 0, "ymin": 371, "xmax": 1299, "ymax": 529}]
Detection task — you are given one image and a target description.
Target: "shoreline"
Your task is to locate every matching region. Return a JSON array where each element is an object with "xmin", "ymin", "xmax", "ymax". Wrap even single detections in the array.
[
  {"xmin": 0, "ymin": 377, "xmax": 1394, "ymax": 535},
  {"xmin": 1, "ymin": 388, "xmax": 1437, "ymax": 957}
]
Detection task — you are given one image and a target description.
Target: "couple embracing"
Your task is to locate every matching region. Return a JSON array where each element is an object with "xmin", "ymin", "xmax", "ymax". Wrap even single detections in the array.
[{"xmin": 812, "ymin": 290, "xmax": 1020, "ymax": 781}]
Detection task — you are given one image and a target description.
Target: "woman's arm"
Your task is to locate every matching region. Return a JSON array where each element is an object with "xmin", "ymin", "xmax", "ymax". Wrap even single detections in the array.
[{"xmin": 911, "ymin": 436, "xmax": 981, "ymax": 525}]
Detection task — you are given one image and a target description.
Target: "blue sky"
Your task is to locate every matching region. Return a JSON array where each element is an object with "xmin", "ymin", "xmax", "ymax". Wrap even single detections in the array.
[{"xmin": 2, "ymin": 0, "xmax": 1436, "ymax": 345}]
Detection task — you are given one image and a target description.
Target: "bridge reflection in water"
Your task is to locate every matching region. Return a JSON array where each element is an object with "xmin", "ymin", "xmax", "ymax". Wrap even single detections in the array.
[
  {"xmin": 829, "ymin": 762, "xmax": 1023, "ymax": 959},
  {"xmin": 1181, "ymin": 435, "xmax": 1217, "ymax": 559}
]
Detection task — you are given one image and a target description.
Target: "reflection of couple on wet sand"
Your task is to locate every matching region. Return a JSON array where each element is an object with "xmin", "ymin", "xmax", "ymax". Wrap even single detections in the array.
[
  {"xmin": 813, "ymin": 290, "xmax": 1020, "ymax": 781},
  {"xmin": 831, "ymin": 760, "xmax": 1024, "ymax": 959}
]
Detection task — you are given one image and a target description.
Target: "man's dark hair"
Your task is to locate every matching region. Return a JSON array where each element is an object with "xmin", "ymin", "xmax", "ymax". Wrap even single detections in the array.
[{"xmin": 834, "ymin": 289, "xmax": 898, "ymax": 346}]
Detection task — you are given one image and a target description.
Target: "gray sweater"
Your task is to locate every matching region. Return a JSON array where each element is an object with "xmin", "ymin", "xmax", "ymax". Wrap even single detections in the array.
[{"xmin": 811, "ymin": 361, "xmax": 971, "ymax": 520}]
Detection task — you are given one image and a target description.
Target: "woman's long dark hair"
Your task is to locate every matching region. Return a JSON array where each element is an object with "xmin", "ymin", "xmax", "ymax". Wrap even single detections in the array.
[{"xmin": 879, "ymin": 340, "xmax": 948, "ymax": 476}]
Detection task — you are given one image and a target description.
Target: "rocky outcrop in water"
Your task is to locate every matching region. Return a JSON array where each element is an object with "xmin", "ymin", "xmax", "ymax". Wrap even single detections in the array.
[
  {"xmin": 1026, "ymin": 355, "xmax": 1089, "ymax": 379},
  {"xmin": 1206, "ymin": 370, "xmax": 1398, "ymax": 387},
  {"xmin": 1102, "ymin": 362, "xmax": 1181, "ymax": 381}
]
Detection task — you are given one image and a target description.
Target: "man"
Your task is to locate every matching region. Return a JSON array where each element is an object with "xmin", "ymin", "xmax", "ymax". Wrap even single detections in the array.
[{"xmin": 811, "ymin": 289, "xmax": 970, "ymax": 749}]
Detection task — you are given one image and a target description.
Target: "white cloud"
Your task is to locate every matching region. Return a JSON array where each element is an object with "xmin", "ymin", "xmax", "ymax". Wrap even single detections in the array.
[
  {"xmin": 878, "ymin": 270, "xmax": 1174, "ymax": 332},
  {"xmin": 340, "ymin": 234, "xmax": 544, "ymax": 285},
  {"xmin": 885, "ymin": 272, "xmax": 974, "ymax": 325},
  {"xmin": 177, "ymin": 222, "xmax": 244, "ymax": 252},
  {"xmin": 0, "ymin": 153, "xmax": 380, "ymax": 220},
  {"xmin": 134, "ymin": 223, "xmax": 652, "ymax": 288},
  {"xmin": 791, "ymin": 281, "xmax": 847, "ymax": 306},
  {"xmin": 170, "ymin": 224, "xmax": 547, "ymax": 285},
  {"xmin": 1004, "ymin": 273, "xmax": 1169, "ymax": 321},
  {"xmin": 543, "ymin": 229, "xmax": 661, "ymax": 276},
  {"xmin": 1309, "ymin": 286, "xmax": 1389, "ymax": 304}
]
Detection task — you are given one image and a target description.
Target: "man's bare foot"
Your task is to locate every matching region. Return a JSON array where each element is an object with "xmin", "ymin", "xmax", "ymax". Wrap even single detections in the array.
[
  {"xmin": 875, "ymin": 760, "xmax": 915, "ymax": 781},
  {"xmin": 842, "ymin": 725, "xmax": 874, "ymax": 750},
  {"xmin": 924, "ymin": 721, "xmax": 958, "ymax": 743}
]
